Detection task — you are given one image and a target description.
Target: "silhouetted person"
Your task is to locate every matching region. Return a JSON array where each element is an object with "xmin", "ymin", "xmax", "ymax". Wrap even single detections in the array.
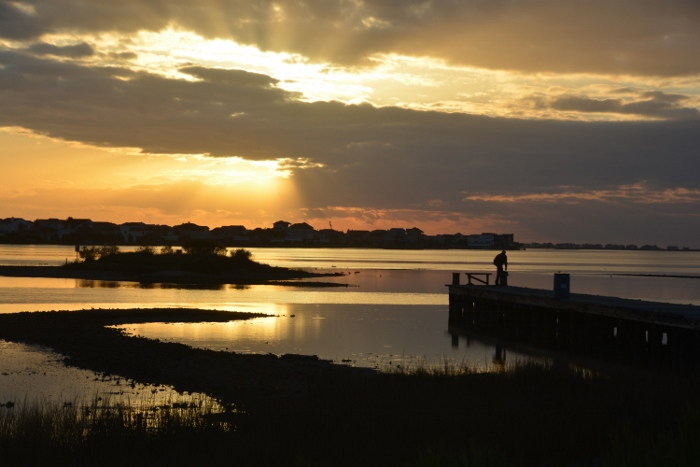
[{"xmin": 493, "ymin": 250, "xmax": 508, "ymax": 285}]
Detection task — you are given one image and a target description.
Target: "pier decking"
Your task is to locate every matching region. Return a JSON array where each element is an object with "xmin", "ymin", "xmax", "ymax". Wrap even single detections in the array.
[{"xmin": 448, "ymin": 274, "xmax": 700, "ymax": 370}]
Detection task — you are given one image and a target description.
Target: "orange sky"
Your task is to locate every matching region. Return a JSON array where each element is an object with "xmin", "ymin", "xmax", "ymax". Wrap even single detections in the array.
[{"xmin": 1, "ymin": 1, "xmax": 699, "ymax": 246}]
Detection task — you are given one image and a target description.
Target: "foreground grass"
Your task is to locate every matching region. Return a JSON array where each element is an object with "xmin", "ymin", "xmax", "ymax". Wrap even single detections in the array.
[
  {"xmin": 0, "ymin": 395, "xmax": 234, "ymax": 466},
  {"xmin": 3, "ymin": 360, "xmax": 700, "ymax": 466}
]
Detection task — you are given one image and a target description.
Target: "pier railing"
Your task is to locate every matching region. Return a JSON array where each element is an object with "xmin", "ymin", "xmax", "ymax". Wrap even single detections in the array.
[{"xmin": 452, "ymin": 272, "xmax": 493, "ymax": 286}]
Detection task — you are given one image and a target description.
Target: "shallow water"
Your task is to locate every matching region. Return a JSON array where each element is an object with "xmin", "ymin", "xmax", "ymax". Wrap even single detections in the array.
[
  {"xmin": 1, "ymin": 246, "xmax": 699, "ymax": 403},
  {"xmin": 115, "ymin": 303, "xmax": 508, "ymax": 370},
  {"xmin": 0, "ymin": 340, "xmax": 216, "ymax": 408}
]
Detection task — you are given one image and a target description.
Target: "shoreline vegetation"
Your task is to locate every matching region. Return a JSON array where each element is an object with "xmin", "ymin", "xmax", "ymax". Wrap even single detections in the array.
[
  {"xmin": 1, "ymin": 308, "xmax": 700, "ymax": 465},
  {"xmin": 0, "ymin": 245, "xmax": 348, "ymax": 286}
]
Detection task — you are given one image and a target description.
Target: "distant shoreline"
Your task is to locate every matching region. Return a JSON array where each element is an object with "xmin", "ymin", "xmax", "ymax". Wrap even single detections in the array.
[
  {"xmin": 1, "ymin": 241, "xmax": 698, "ymax": 253},
  {"xmin": 606, "ymin": 273, "xmax": 700, "ymax": 279},
  {"xmin": 0, "ymin": 265, "xmax": 348, "ymax": 287}
]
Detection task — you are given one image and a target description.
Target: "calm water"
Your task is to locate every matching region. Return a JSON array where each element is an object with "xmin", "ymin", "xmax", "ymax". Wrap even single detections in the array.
[{"xmin": 1, "ymin": 245, "xmax": 699, "ymax": 403}]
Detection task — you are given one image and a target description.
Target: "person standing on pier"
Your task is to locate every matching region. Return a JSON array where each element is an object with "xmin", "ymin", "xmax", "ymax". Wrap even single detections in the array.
[{"xmin": 494, "ymin": 250, "xmax": 508, "ymax": 286}]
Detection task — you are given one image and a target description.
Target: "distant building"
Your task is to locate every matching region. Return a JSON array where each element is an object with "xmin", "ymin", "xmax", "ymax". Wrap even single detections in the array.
[
  {"xmin": 383, "ymin": 228, "xmax": 406, "ymax": 247},
  {"xmin": 346, "ymin": 230, "xmax": 371, "ymax": 246},
  {"xmin": 317, "ymin": 228, "xmax": 345, "ymax": 245},
  {"xmin": 406, "ymin": 227, "xmax": 425, "ymax": 247},
  {"xmin": 172, "ymin": 222, "xmax": 211, "ymax": 242},
  {"xmin": 91, "ymin": 221, "xmax": 120, "ymax": 235},
  {"xmin": 466, "ymin": 233, "xmax": 515, "ymax": 249},
  {"xmin": 273, "ymin": 220, "xmax": 291, "ymax": 231},
  {"xmin": 287, "ymin": 222, "xmax": 315, "ymax": 244},
  {"xmin": 467, "ymin": 233, "xmax": 495, "ymax": 249},
  {"xmin": 0, "ymin": 216, "xmax": 537, "ymax": 250},
  {"xmin": 369, "ymin": 230, "xmax": 388, "ymax": 246},
  {"xmin": 120, "ymin": 222, "xmax": 150, "ymax": 244},
  {"xmin": 63, "ymin": 218, "xmax": 93, "ymax": 234},
  {"xmin": 0, "ymin": 217, "xmax": 32, "ymax": 234},
  {"xmin": 211, "ymin": 225, "xmax": 248, "ymax": 244},
  {"xmin": 33, "ymin": 218, "xmax": 70, "ymax": 241}
]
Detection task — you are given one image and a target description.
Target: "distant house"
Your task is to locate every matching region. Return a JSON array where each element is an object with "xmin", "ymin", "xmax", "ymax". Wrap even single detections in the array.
[
  {"xmin": 467, "ymin": 233, "xmax": 496, "ymax": 249},
  {"xmin": 383, "ymin": 228, "xmax": 406, "ymax": 247},
  {"xmin": 120, "ymin": 222, "xmax": 150, "ymax": 244},
  {"xmin": 346, "ymin": 230, "xmax": 371, "ymax": 246},
  {"xmin": 495, "ymin": 233, "xmax": 515, "ymax": 249},
  {"xmin": 63, "ymin": 218, "xmax": 94, "ymax": 235},
  {"xmin": 91, "ymin": 221, "xmax": 120, "ymax": 235},
  {"xmin": 435, "ymin": 233, "xmax": 467, "ymax": 248},
  {"xmin": 211, "ymin": 225, "xmax": 249, "ymax": 244},
  {"xmin": 467, "ymin": 233, "xmax": 515, "ymax": 249},
  {"xmin": 287, "ymin": 222, "xmax": 315, "ymax": 244},
  {"xmin": 213, "ymin": 225, "xmax": 247, "ymax": 236},
  {"xmin": 273, "ymin": 220, "xmax": 291, "ymax": 231},
  {"xmin": 406, "ymin": 227, "xmax": 425, "ymax": 247},
  {"xmin": 85, "ymin": 221, "xmax": 120, "ymax": 244},
  {"xmin": 270, "ymin": 221, "xmax": 291, "ymax": 243},
  {"xmin": 33, "ymin": 218, "xmax": 70, "ymax": 241},
  {"xmin": 369, "ymin": 230, "xmax": 388, "ymax": 245},
  {"xmin": 248, "ymin": 227, "xmax": 271, "ymax": 245},
  {"xmin": 317, "ymin": 228, "xmax": 344, "ymax": 244},
  {"xmin": 172, "ymin": 222, "xmax": 211, "ymax": 242},
  {"xmin": 0, "ymin": 217, "xmax": 32, "ymax": 234},
  {"xmin": 162, "ymin": 228, "xmax": 179, "ymax": 244}
]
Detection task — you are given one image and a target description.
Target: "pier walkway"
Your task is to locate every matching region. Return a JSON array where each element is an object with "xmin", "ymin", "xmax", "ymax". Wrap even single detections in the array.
[{"xmin": 448, "ymin": 274, "xmax": 700, "ymax": 370}]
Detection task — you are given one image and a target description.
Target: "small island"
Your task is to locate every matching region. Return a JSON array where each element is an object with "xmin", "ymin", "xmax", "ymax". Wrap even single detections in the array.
[{"xmin": 0, "ymin": 244, "xmax": 346, "ymax": 286}]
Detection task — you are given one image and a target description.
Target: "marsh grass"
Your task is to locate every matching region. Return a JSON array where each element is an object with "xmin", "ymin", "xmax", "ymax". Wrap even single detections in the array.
[
  {"xmin": 0, "ymin": 393, "xmax": 234, "ymax": 465},
  {"xmin": 248, "ymin": 359, "xmax": 700, "ymax": 466},
  {"xmin": 605, "ymin": 406, "xmax": 700, "ymax": 467},
  {"xmin": 2, "ymin": 359, "xmax": 700, "ymax": 466}
]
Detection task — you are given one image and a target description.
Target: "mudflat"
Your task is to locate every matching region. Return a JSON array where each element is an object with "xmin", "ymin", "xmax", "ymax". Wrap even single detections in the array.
[{"xmin": 0, "ymin": 308, "xmax": 374, "ymax": 411}]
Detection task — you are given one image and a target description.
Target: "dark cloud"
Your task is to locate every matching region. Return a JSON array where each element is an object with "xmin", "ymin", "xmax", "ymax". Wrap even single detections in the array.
[
  {"xmin": 2, "ymin": 0, "xmax": 698, "ymax": 245},
  {"xmin": 109, "ymin": 51, "xmax": 138, "ymax": 61},
  {"xmin": 179, "ymin": 66, "xmax": 280, "ymax": 88},
  {"xmin": 549, "ymin": 92, "xmax": 700, "ymax": 120},
  {"xmin": 27, "ymin": 42, "xmax": 94, "ymax": 58},
  {"xmin": 1, "ymin": 53, "xmax": 697, "ymax": 189},
  {"xmin": 550, "ymin": 96, "xmax": 623, "ymax": 114},
  {"xmin": 463, "ymin": 197, "xmax": 700, "ymax": 247},
  {"xmin": 0, "ymin": 1, "xmax": 44, "ymax": 40},
  {"xmin": 3, "ymin": 0, "xmax": 700, "ymax": 76},
  {"xmin": 623, "ymin": 91, "xmax": 700, "ymax": 120},
  {"xmin": 1, "ymin": 52, "xmax": 699, "ymax": 245}
]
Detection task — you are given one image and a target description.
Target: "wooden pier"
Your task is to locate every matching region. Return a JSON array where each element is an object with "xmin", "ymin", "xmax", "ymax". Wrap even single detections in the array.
[{"xmin": 448, "ymin": 273, "xmax": 700, "ymax": 370}]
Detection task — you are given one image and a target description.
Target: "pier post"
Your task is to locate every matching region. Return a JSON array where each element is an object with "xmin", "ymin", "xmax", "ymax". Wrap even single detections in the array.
[
  {"xmin": 448, "ymin": 289, "xmax": 463, "ymax": 325},
  {"xmin": 648, "ymin": 324, "xmax": 662, "ymax": 367}
]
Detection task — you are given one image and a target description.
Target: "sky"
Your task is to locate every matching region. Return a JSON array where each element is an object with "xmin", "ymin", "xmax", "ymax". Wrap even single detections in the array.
[{"xmin": 1, "ymin": 0, "xmax": 699, "ymax": 247}]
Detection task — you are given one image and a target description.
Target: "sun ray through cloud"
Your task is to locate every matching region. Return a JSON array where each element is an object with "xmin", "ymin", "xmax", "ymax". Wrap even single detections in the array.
[{"xmin": 1, "ymin": 0, "xmax": 699, "ymax": 246}]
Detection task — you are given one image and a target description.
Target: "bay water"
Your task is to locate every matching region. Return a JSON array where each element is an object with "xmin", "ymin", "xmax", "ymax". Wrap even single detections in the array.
[{"xmin": 1, "ymin": 245, "xmax": 699, "ymax": 404}]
